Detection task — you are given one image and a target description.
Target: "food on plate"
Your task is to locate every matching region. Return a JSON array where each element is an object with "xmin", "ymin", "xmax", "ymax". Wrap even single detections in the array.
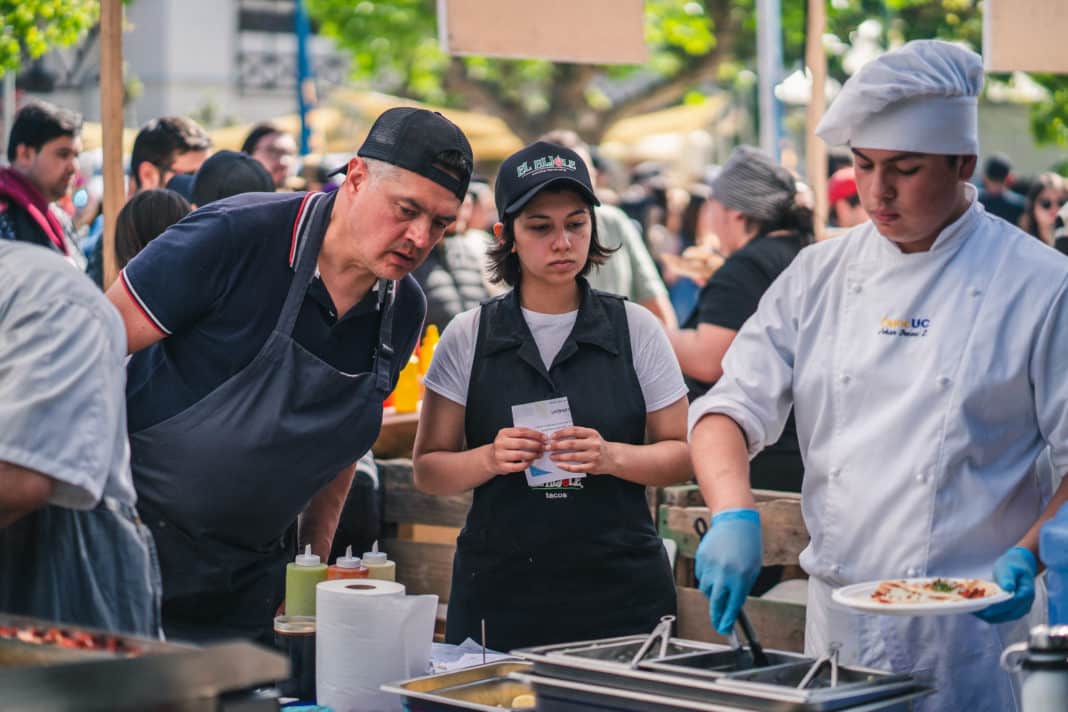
[
  {"xmin": 510, "ymin": 694, "xmax": 536, "ymax": 709},
  {"xmin": 870, "ymin": 578, "xmax": 995, "ymax": 604}
]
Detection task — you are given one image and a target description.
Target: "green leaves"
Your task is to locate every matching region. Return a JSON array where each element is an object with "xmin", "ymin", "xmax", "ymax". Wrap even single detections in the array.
[{"xmin": 0, "ymin": 0, "xmax": 99, "ymax": 73}]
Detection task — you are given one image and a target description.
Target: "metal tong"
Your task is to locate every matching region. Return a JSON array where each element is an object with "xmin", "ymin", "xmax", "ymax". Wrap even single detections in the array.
[
  {"xmin": 628, "ymin": 615, "xmax": 676, "ymax": 668},
  {"xmin": 797, "ymin": 642, "xmax": 841, "ymax": 689},
  {"xmin": 734, "ymin": 609, "xmax": 771, "ymax": 668}
]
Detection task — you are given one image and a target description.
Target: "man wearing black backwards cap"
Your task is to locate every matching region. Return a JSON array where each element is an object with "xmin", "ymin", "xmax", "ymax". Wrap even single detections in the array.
[{"xmin": 106, "ymin": 108, "xmax": 472, "ymax": 643}]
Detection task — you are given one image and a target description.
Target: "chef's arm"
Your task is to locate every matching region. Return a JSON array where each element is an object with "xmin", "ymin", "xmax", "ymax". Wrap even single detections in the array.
[
  {"xmin": 690, "ymin": 413, "xmax": 756, "ymax": 514},
  {"xmin": 0, "ymin": 462, "xmax": 55, "ymax": 529},
  {"xmin": 1014, "ymin": 474, "xmax": 1068, "ymax": 567},
  {"xmin": 668, "ymin": 324, "xmax": 736, "ymax": 385},
  {"xmin": 598, "ymin": 397, "xmax": 692, "ymax": 486},
  {"xmin": 299, "ymin": 464, "xmax": 356, "ymax": 560},
  {"xmin": 106, "ymin": 279, "xmax": 168, "ymax": 354},
  {"xmin": 413, "ymin": 391, "xmax": 499, "ymax": 496}
]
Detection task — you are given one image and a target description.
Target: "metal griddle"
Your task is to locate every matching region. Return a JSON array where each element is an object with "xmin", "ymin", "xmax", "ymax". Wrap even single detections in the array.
[
  {"xmin": 511, "ymin": 635, "xmax": 930, "ymax": 711},
  {"xmin": 0, "ymin": 614, "xmax": 288, "ymax": 711}
]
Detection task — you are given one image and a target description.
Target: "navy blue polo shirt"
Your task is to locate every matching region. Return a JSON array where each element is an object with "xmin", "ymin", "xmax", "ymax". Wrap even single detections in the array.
[{"xmin": 121, "ymin": 191, "xmax": 426, "ymax": 433}]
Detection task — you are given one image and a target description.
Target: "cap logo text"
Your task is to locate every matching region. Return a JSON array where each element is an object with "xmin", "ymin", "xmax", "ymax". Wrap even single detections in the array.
[{"xmin": 516, "ymin": 154, "xmax": 577, "ymax": 178}]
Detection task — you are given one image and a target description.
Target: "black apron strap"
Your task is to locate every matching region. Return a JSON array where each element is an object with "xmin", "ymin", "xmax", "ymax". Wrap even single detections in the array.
[{"xmin": 277, "ymin": 192, "xmax": 332, "ymax": 336}]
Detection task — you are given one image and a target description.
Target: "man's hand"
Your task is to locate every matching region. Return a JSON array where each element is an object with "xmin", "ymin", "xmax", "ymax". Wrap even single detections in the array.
[
  {"xmin": 974, "ymin": 547, "xmax": 1038, "ymax": 623},
  {"xmin": 695, "ymin": 508, "xmax": 762, "ymax": 636}
]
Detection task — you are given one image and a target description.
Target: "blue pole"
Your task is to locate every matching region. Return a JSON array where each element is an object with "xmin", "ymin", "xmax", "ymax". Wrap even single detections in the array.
[{"xmin": 295, "ymin": 0, "xmax": 314, "ymax": 156}]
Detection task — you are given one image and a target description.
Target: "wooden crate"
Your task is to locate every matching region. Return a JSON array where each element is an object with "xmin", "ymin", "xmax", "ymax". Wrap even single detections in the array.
[{"xmin": 658, "ymin": 487, "xmax": 810, "ymax": 652}]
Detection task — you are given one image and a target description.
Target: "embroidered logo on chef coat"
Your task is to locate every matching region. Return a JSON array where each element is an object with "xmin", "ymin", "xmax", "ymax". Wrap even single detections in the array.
[{"xmin": 878, "ymin": 316, "xmax": 930, "ymax": 338}]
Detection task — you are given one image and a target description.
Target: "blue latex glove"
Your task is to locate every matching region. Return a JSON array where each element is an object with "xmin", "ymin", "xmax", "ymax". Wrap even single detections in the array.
[
  {"xmin": 695, "ymin": 508, "xmax": 762, "ymax": 636},
  {"xmin": 974, "ymin": 546, "xmax": 1038, "ymax": 623}
]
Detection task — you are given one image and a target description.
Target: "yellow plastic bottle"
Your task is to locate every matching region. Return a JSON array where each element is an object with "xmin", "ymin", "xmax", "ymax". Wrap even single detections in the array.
[
  {"xmin": 418, "ymin": 324, "xmax": 440, "ymax": 377},
  {"xmin": 392, "ymin": 355, "xmax": 422, "ymax": 413},
  {"xmin": 362, "ymin": 540, "xmax": 396, "ymax": 582}
]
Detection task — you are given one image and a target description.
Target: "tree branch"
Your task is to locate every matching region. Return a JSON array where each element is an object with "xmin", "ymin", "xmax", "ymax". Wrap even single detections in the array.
[{"xmin": 445, "ymin": 57, "xmax": 530, "ymax": 137}]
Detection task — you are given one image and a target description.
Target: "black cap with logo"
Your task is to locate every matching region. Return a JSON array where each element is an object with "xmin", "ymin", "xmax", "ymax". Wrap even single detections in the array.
[
  {"xmin": 494, "ymin": 141, "xmax": 600, "ymax": 218},
  {"xmin": 332, "ymin": 107, "xmax": 473, "ymax": 201}
]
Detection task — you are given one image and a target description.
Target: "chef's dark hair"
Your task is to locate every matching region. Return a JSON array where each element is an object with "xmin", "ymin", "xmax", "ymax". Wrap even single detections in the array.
[{"xmin": 486, "ymin": 185, "xmax": 610, "ymax": 287}]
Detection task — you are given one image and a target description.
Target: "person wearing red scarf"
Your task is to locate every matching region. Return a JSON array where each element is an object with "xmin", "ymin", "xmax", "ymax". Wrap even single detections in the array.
[{"xmin": 0, "ymin": 100, "xmax": 84, "ymax": 268}]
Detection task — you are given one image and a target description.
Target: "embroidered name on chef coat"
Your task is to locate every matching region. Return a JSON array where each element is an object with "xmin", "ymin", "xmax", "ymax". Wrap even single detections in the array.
[{"xmin": 878, "ymin": 316, "xmax": 931, "ymax": 338}]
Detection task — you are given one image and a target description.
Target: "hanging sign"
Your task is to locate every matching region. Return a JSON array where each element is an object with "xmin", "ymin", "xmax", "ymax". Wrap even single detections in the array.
[
  {"xmin": 984, "ymin": 0, "xmax": 1068, "ymax": 72},
  {"xmin": 437, "ymin": 0, "xmax": 648, "ymax": 65}
]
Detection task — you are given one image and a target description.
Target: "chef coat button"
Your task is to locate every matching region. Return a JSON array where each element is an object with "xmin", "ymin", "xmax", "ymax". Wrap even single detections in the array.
[
  {"xmin": 906, "ymin": 567, "xmax": 920, "ymax": 578},
  {"xmin": 832, "ymin": 564, "xmax": 843, "ymax": 575},
  {"xmin": 971, "ymin": 287, "xmax": 982, "ymax": 297},
  {"xmin": 916, "ymin": 472, "xmax": 929, "ymax": 484},
  {"xmin": 839, "ymin": 373, "xmax": 851, "ymax": 385},
  {"xmin": 937, "ymin": 376, "xmax": 950, "ymax": 388},
  {"xmin": 849, "ymin": 283, "xmax": 862, "ymax": 294},
  {"xmin": 829, "ymin": 468, "xmax": 841, "ymax": 479}
]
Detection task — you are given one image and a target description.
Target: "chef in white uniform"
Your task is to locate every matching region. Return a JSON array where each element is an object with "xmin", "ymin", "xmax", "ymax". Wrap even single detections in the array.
[{"xmin": 688, "ymin": 40, "xmax": 1068, "ymax": 711}]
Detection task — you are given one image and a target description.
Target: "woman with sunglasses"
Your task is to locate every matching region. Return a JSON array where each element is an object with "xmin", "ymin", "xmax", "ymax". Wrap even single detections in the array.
[
  {"xmin": 1019, "ymin": 171, "xmax": 1066, "ymax": 245},
  {"xmin": 414, "ymin": 142, "xmax": 691, "ymax": 652}
]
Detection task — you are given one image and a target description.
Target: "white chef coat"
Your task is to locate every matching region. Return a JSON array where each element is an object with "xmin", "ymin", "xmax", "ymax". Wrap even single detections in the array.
[{"xmin": 689, "ymin": 186, "xmax": 1068, "ymax": 711}]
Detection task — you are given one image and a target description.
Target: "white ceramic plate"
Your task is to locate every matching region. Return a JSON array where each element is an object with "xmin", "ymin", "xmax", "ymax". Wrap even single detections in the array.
[{"xmin": 831, "ymin": 578, "xmax": 1011, "ymax": 616}]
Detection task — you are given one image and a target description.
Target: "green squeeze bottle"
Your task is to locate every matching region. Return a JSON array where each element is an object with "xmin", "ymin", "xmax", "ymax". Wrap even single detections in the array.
[{"xmin": 285, "ymin": 545, "xmax": 328, "ymax": 616}]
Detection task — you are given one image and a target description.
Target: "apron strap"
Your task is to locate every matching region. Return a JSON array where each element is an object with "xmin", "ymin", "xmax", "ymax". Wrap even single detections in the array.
[
  {"xmin": 277, "ymin": 192, "xmax": 332, "ymax": 336},
  {"xmin": 375, "ymin": 279, "xmax": 399, "ymax": 391}
]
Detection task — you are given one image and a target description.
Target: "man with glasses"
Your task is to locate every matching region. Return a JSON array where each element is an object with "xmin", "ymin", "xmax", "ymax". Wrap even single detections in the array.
[
  {"xmin": 241, "ymin": 123, "xmax": 298, "ymax": 190},
  {"xmin": 86, "ymin": 116, "xmax": 212, "ymax": 285}
]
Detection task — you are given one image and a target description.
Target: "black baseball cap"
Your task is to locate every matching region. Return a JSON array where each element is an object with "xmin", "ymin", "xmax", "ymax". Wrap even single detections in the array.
[
  {"xmin": 332, "ymin": 107, "xmax": 473, "ymax": 201},
  {"xmin": 494, "ymin": 141, "xmax": 600, "ymax": 217},
  {"xmin": 191, "ymin": 150, "xmax": 274, "ymax": 206}
]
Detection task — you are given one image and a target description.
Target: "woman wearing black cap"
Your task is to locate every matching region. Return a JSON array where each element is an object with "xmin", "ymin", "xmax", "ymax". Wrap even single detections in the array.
[{"xmin": 414, "ymin": 141, "xmax": 692, "ymax": 651}]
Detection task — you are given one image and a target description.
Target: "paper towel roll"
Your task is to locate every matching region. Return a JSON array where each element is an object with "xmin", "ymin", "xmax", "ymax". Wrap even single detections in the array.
[{"xmin": 316, "ymin": 579, "xmax": 438, "ymax": 712}]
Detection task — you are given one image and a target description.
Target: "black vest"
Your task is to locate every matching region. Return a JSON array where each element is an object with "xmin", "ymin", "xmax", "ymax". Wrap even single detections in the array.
[{"xmin": 445, "ymin": 279, "xmax": 675, "ymax": 651}]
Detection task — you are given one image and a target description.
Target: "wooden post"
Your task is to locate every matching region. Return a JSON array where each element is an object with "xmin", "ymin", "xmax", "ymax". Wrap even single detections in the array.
[
  {"xmin": 99, "ymin": 0, "xmax": 124, "ymax": 288},
  {"xmin": 805, "ymin": 0, "xmax": 828, "ymax": 241}
]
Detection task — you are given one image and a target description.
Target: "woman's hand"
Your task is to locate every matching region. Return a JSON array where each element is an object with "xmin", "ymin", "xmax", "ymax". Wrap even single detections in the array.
[
  {"xmin": 484, "ymin": 427, "xmax": 546, "ymax": 474},
  {"xmin": 547, "ymin": 426, "xmax": 618, "ymax": 475}
]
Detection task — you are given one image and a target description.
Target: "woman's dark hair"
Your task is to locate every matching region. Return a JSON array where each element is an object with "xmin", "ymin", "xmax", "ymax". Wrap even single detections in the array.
[
  {"xmin": 745, "ymin": 201, "xmax": 816, "ymax": 247},
  {"xmin": 115, "ymin": 189, "xmax": 192, "ymax": 269},
  {"xmin": 485, "ymin": 185, "xmax": 613, "ymax": 286},
  {"xmin": 1019, "ymin": 172, "xmax": 1065, "ymax": 242},
  {"xmin": 240, "ymin": 123, "xmax": 282, "ymax": 155}
]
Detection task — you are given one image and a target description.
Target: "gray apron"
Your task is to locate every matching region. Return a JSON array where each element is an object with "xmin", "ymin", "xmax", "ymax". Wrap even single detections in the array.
[
  {"xmin": 129, "ymin": 192, "xmax": 398, "ymax": 643},
  {"xmin": 0, "ymin": 498, "xmax": 162, "ymax": 638}
]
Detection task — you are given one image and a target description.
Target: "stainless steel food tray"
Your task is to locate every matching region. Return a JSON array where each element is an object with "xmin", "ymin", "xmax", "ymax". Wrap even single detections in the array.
[
  {"xmin": 511, "ymin": 636, "xmax": 926, "ymax": 711},
  {"xmin": 514, "ymin": 671, "xmax": 932, "ymax": 712},
  {"xmin": 381, "ymin": 661, "xmax": 535, "ymax": 712}
]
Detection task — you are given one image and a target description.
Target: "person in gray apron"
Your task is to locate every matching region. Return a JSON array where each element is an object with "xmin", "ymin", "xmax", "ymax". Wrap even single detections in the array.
[
  {"xmin": 106, "ymin": 108, "xmax": 472, "ymax": 643},
  {"xmin": 0, "ymin": 241, "xmax": 160, "ymax": 638},
  {"xmin": 415, "ymin": 142, "xmax": 692, "ymax": 651}
]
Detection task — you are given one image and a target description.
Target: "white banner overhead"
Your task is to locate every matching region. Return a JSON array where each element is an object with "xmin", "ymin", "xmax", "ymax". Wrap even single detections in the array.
[
  {"xmin": 983, "ymin": 0, "xmax": 1068, "ymax": 73},
  {"xmin": 437, "ymin": 0, "xmax": 648, "ymax": 65}
]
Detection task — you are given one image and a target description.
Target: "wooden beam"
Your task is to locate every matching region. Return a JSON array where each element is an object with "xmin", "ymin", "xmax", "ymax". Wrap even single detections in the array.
[
  {"xmin": 99, "ymin": 0, "xmax": 124, "ymax": 288},
  {"xmin": 805, "ymin": 0, "xmax": 828, "ymax": 241},
  {"xmin": 384, "ymin": 538, "xmax": 456, "ymax": 601},
  {"xmin": 658, "ymin": 494, "xmax": 807, "ymax": 566},
  {"xmin": 675, "ymin": 586, "xmax": 806, "ymax": 653},
  {"xmin": 379, "ymin": 459, "xmax": 472, "ymax": 529}
]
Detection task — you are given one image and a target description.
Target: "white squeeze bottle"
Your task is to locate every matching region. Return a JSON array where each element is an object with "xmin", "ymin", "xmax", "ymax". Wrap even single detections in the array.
[{"xmin": 362, "ymin": 540, "xmax": 396, "ymax": 581}]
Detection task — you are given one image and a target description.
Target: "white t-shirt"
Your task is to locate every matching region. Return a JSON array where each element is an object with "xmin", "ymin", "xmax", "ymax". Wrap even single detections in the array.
[{"xmin": 424, "ymin": 299, "xmax": 687, "ymax": 412}]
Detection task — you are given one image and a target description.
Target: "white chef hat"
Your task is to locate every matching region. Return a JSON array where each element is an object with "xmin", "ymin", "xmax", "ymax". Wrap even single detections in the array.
[{"xmin": 816, "ymin": 40, "xmax": 983, "ymax": 155}]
